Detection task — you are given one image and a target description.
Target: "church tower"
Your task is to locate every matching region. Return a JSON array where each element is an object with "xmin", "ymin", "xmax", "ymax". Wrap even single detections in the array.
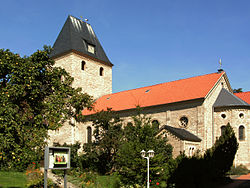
[{"xmin": 50, "ymin": 15, "xmax": 113, "ymax": 99}]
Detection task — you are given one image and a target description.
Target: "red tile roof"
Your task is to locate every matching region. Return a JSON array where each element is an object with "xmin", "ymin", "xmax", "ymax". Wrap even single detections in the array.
[
  {"xmin": 83, "ymin": 72, "xmax": 224, "ymax": 115},
  {"xmin": 235, "ymin": 91, "xmax": 250, "ymax": 104}
]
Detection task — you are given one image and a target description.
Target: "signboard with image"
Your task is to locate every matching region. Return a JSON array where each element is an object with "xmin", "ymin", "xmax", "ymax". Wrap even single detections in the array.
[{"xmin": 44, "ymin": 146, "xmax": 70, "ymax": 169}]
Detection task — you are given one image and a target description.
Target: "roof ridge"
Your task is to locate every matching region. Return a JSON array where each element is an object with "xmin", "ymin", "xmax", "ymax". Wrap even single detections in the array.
[{"xmin": 103, "ymin": 72, "xmax": 223, "ymax": 97}]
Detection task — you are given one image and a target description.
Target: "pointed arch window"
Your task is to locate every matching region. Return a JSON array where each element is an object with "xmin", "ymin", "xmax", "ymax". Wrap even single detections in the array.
[
  {"xmin": 100, "ymin": 67, "xmax": 104, "ymax": 76},
  {"xmin": 221, "ymin": 125, "xmax": 226, "ymax": 136},
  {"xmin": 81, "ymin": 61, "xmax": 86, "ymax": 70},
  {"xmin": 87, "ymin": 126, "xmax": 92, "ymax": 143},
  {"xmin": 239, "ymin": 125, "xmax": 245, "ymax": 141}
]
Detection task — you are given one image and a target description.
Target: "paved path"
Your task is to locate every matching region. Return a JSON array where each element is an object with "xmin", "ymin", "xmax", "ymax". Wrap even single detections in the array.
[{"xmin": 219, "ymin": 173, "xmax": 250, "ymax": 188}]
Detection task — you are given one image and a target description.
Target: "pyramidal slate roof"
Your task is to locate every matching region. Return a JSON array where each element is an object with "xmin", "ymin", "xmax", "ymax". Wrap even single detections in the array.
[
  {"xmin": 50, "ymin": 15, "xmax": 112, "ymax": 66},
  {"xmin": 160, "ymin": 125, "xmax": 202, "ymax": 142},
  {"xmin": 213, "ymin": 88, "xmax": 250, "ymax": 107}
]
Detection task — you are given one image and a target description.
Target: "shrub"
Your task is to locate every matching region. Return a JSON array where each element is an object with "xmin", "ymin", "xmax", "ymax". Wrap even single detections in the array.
[
  {"xmin": 228, "ymin": 165, "xmax": 250, "ymax": 175},
  {"xmin": 168, "ymin": 123, "xmax": 238, "ymax": 188}
]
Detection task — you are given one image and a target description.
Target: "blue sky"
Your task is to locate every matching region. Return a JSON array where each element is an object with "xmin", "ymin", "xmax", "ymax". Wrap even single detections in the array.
[{"xmin": 0, "ymin": 0, "xmax": 249, "ymax": 93}]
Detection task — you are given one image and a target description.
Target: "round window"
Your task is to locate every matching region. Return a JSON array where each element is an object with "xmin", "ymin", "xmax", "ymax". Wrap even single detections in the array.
[
  {"xmin": 239, "ymin": 113, "xmax": 244, "ymax": 119},
  {"xmin": 180, "ymin": 116, "xmax": 188, "ymax": 127},
  {"xmin": 221, "ymin": 113, "xmax": 226, "ymax": 119}
]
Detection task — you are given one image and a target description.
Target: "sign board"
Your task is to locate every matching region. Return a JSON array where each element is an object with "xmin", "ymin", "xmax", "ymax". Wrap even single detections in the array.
[{"xmin": 44, "ymin": 146, "xmax": 70, "ymax": 170}]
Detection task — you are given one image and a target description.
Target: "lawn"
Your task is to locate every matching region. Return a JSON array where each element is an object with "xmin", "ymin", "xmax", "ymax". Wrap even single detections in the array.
[{"xmin": 0, "ymin": 171, "xmax": 27, "ymax": 187}]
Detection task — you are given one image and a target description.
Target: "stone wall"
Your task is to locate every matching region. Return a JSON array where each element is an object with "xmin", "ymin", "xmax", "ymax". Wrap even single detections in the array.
[
  {"xmin": 53, "ymin": 52, "xmax": 112, "ymax": 99},
  {"xmin": 214, "ymin": 107, "xmax": 250, "ymax": 168},
  {"xmin": 202, "ymin": 74, "xmax": 230, "ymax": 150}
]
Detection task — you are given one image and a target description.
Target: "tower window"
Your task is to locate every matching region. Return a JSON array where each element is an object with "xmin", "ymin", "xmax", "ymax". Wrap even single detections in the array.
[
  {"xmin": 87, "ymin": 126, "xmax": 92, "ymax": 143},
  {"xmin": 239, "ymin": 125, "xmax": 245, "ymax": 141},
  {"xmin": 87, "ymin": 44, "xmax": 95, "ymax": 54},
  {"xmin": 81, "ymin": 61, "xmax": 86, "ymax": 70},
  {"xmin": 100, "ymin": 67, "xmax": 104, "ymax": 76}
]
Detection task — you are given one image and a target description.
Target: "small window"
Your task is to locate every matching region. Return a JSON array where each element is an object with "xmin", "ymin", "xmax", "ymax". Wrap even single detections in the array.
[
  {"xmin": 221, "ymin": 113, "xmax": 226, "ymax": 119},
  {"xmin": 180, "ymin": 116, "xmax": 188, "ymax": 127},
  {"xmin": 152, "ymin": 120, "xmax": 159, "ymax": 130},
  {"xmin": 221, "ymin": 125, "xmax": 226, "ymax": 136},
  {"xmin": 239, "ymin": 125, "xmax": 245, "ymax": 141},
  {"xmin": 239, "ymin": 113, "xmax": 244, "ymax": 119},
  {"xmin": 87, "ymin": 126, "xmax": 92, "ymax": 143},
  {"xmin": 87, "ymin": 44, "xmax": 95, "ymax": 54},
  {"xmin": 100, "ymin": 67, "xmax": 104, "ymax": 76},
  {"xmin": 81, "ymin": 61, "xmax": 86, "ymax": 70}
]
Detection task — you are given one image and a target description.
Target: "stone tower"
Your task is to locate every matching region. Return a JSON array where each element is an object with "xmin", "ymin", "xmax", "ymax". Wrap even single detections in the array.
[{"xmin": 50, "ymin": 15, "xmax": 113, "ymax": 99}]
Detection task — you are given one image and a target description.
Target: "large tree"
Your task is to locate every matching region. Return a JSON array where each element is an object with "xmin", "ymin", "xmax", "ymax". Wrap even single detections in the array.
[
  {"xmin": 81, "ymin": 109, "xmax": 123, "ymax": 175},
  {"xmin": 116, "ymin": 112, "xmax": 173, "ymax": 186},
  {"xmin": 0, "ymin": 47, "xmax": 93, "ymax": 170}
]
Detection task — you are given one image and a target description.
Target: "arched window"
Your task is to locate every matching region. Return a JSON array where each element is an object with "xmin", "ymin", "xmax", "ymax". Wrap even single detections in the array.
[
  {"xmin": 221, "ymin": 125, "xmax": 226, "ymax": 136},
  {"xmin": 81, "ymin": 61, "xmax": 86, "ymax": 70},
  {"xmin": 239, "ymin": 125, "xmax": 245, "ymax": 141},
  {"xmin": 87, "ymin": 126, "xmax": 92, "ymax": 143},
  {"xmin": 152, "ymin": 120, "xmax": 159, "ymax": 130},
  {"xmin": 100, "ymin": 67, "xmax": 104, "ymax": 76}
]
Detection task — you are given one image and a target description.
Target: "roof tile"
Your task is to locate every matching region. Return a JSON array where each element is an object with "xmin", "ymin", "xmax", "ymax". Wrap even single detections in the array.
[
  {"xmin": 83, "ymin": 72, "xmax": 224, "ymax": 115},
  {"xmin": 235, "ymin": 91, "xmax": 250, "ymax": 104}
]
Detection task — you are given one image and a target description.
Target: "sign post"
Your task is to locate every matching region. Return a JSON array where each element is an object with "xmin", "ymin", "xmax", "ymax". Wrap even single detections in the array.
[{"xmin": 44, "ymin": 146, "xmax": 71, "ymax": 188}]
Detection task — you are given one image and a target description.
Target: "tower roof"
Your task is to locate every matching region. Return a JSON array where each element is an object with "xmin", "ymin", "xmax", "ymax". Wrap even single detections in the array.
[{"xmin": 50, "ymin": 15, "xmax": 113, "ymax": 66}]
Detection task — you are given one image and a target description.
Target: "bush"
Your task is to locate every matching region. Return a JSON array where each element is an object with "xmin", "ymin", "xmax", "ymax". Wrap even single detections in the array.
[
  {"xmin": 26, "ymin": 165, "xmax": 58, "ymax": 188},
  {"xmin": 228, "ymin": 165, "xmax": 250, "ymax": 175},
  {"xmin": 168, "ymin": 123, "xmax": 238, "ymax": 188}
]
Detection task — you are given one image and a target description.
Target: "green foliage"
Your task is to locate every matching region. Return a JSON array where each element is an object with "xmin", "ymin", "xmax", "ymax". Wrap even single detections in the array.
[
  {"xmin": 233, "ymin": 88, "xmax": 243, "ymax": 93},
  {"xmin": 82, "ymin": 109, "xmax": 123, "ymax": 174},
  {"xmin": 204, "ymin": 123, "xmax": 239, "ymax": 179},
  {"xmin": 228, "ymin": 165, "xmax": 250, "ymax": 175},
  {"xmin": 116, "ymin": 112, "xmax": 173, "ymax": 186},
  {"xmin": 168, "ymin": 123, "xmax": 238, "ymax": 188},
  {"xmin": 0, "ymin": 47, "xmax": 93, "ymax": 171}
]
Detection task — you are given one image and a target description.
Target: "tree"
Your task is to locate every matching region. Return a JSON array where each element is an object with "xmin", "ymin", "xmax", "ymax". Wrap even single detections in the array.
[
  {"xmin": 0, "ymin": 47, "xmax": 93, "ymax": 170},
  {"xmin": 116, "ymin": 112, "xmax": 173, "ymax": 186},
  {"xmin": 233, "ymin": 88, "xmax": 243, "ymax": 93},
  {"xmin": 205, "ymin": 123, "xmax": 238, "ymax": 179},
  {"xmin": 168, "ymin": 123, "xmax": 238, "ymax": 188},
  {"xmin": 81, "ymin": 109, "xmax": 123, "ymax": 175}
]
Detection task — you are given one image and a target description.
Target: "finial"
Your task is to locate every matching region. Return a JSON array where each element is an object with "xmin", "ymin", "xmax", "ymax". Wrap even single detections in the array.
[
  {"xmin": 85, "ymin": 18, "xmax": 89, "ymax": 22},
  {"xmin": 219, "ymin": 58, "xmax": 222, "ymax": 69},
  {"xmin": 218, "ymin": 58, "xmax": 224, "ymax": 73}
]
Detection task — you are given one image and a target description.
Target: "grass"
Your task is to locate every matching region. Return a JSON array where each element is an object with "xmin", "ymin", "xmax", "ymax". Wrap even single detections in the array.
[{"xmin": 0, "ymin": 171, "xmax": 27, "ymax": 188}]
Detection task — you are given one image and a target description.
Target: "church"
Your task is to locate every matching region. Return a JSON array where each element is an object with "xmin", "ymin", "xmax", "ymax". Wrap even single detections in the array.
[{"xmin": 48, "ymin": 15, "xmax": 250, "ymax": 168}]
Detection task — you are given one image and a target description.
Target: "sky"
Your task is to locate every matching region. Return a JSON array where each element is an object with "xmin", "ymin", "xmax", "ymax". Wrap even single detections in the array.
[{"xmin": 0, "ymin": 0, "xmax": 249, "ymax": 93}]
